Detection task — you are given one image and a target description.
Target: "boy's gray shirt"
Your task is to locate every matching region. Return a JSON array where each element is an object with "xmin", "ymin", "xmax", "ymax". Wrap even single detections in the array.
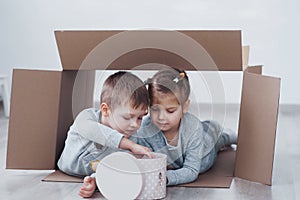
[{"xmin": 57, "ymin": 108, "xmax": 126, "ymax": 177}]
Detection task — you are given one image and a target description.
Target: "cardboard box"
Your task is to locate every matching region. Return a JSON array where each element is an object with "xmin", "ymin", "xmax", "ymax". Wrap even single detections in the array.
[{"xmin": 6, "ymin": 30, "xmax": 281, "ymax": 187}]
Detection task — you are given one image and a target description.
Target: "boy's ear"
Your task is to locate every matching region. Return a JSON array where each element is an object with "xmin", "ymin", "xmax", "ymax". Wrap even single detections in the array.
[
  {"xmin": 100, "ymin": 103, "xmax": 110, "ymax": 117},
  {"xmin": 183, "ymin": 99, "xmax": 190, "ymax": 113}
]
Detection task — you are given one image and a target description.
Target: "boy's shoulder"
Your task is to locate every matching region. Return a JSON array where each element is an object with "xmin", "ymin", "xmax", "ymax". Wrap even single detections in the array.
[
  {"xmin": 80, "ymin": 107, "xmax": 99, "ymax": 113},
  {"xmin": 78, "ymin": 107, "xmax": 100, "ymax": 115},
  {"xmin": 74, "ymin": 107, "xmax": 101, "ymax": 122}
]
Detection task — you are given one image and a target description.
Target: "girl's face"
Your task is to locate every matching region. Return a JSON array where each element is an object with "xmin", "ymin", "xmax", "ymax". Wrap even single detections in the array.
[{"xmin": 150, "ymin": 92, "xmax": 189, "ymax": 134}]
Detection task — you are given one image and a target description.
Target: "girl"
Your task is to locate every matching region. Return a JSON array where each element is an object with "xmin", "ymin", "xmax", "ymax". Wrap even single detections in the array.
[{"xmin": 137, "ymin": 68, "xmax": 237, "ymax": 185}]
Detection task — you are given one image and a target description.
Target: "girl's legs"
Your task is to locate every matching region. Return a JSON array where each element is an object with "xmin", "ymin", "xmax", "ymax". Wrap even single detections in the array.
[
  {"xmin": 203, "ymin": 120, "xmax": 237, "ymax": 152},
  {"xmin": 198, "ymin": 120, "xmax": 237, "ymax": 173}
]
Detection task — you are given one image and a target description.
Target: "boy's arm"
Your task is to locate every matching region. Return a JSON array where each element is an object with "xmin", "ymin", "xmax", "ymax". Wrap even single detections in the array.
[
  {"xmin": 73, "ymin": 109, "xmax": 123, "ymax": 149},
  {"xmin": 73, "ymin": 109, "xmax": 151, "ymax": 155}
]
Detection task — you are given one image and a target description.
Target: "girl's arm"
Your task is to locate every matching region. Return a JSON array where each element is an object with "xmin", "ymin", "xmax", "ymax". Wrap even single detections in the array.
[{"xmin": 166, "ymin": 131, "xmax": 205, "ymax": 186}]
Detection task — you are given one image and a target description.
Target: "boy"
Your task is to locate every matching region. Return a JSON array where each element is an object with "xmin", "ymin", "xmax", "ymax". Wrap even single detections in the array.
[{"xmin": 57, "ymin": 71, "xmax": 151, "ymax": 197}]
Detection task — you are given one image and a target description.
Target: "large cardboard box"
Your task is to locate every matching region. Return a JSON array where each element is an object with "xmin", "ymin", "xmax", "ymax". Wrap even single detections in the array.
[{"xmin": 6, "ymin": 30, "xmax": 281, "ymax": 187}]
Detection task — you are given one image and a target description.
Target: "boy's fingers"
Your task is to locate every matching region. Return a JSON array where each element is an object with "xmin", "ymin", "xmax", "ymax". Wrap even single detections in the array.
[
  {"xmin": 79, "ymin": 191, "xmax": 93, "ymax": 198},
  {"xmin": 147, "ymin": 152, "xmax": 154, "ymax": 158},
  {"xmin": 79, "ymin": 187, "xmax": 95, "ymax": 198},
  {"xmin": 83, "ymin": 176, "xmax": 95, "ymax": 185},
  {"xmin": 83, "ymin": 176, "xmax": 90, "ymax": 183},
  {"xmin": 146, "ymin": 147, "xmax": 151, "ymax": 152},
  {"xmin": 80, "ymin": 186, "xmax": 91, "ymax": 192}
]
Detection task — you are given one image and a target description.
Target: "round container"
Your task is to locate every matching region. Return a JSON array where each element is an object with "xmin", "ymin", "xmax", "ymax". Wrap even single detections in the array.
[{"xmin": 95, "ymin": 152, "xmax": 167, "ymax": 200}]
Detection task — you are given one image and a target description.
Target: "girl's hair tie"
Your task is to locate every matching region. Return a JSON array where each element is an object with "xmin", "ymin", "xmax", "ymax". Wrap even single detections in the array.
[{"xmin": 173, "ymin": 72, "xmax": 186, "ymax": 83}]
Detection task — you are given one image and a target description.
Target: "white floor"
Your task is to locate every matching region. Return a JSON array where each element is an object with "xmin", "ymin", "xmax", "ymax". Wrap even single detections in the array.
[{"xmin": 0, "ymin": 103, "xmax": 299, "ymax": 200}]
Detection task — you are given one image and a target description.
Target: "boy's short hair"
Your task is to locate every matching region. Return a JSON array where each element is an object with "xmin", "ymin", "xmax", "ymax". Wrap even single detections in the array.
[
  {"xmin": 148, "ymin": 68, "xmax": 190, "ymax": 105},
  {"xmin": 100, "ymin": 71, "xmax": 149, "ymax": 111}
]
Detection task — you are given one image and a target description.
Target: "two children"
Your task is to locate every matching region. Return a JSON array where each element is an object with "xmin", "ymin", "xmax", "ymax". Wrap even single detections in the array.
[{"xmin": 58, "ymin": 68, "xmax": 237, "ymax": 198}]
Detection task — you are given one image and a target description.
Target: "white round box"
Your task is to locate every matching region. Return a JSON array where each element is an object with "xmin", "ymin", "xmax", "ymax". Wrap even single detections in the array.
[{"xmin": 95, "ymin": 152, "xmax": 167, "ymax": 200}]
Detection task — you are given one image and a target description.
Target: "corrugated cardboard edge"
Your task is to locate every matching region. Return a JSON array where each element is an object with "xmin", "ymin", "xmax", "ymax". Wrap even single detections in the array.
[
  {"xmin": 235, "ymin": 66, "xmax": 281, "ymax": 185},
  {"xmin": 242, "ymin": 45, "xmax": 250, "ymax": 70}
]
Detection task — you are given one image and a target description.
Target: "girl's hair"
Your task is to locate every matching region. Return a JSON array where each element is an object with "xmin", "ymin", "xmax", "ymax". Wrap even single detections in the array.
[
  {"xmin": 147, "ymin": 68, "xmax": 190, "ymax": 105},
  {"xmin": 100, "ymin": 71, "xmax": 149, "ymax": 111}
]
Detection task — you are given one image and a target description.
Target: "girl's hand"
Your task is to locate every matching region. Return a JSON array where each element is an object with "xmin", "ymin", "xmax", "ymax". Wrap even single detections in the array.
[{"xmin": 79, "ymin": 176, "xmax": 96, "ymax": 198}]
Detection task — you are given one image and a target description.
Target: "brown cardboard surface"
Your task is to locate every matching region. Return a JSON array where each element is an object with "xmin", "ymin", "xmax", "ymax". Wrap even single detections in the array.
[
  {"xmin": 6, "ymin": 69, "xmax": 62, "ymax": 169},
  {"xmin": 43, "ymin": 170, "xmax": 83, "ymax": 183},
  {"xmin": 55, "ymin": 30, "xmax": 242, "ymax": 71},
  {"xmin": 70, "ymin": 70, "xmax": 95, "ymax": 117},
  {"xmin": 178, "ymin": 150, "xmax": 235, "ymax": 188},
  {"xmin": 6, "ymin": 69, "xmax": 95, "ymax": 170},
  {"xmin": 55, "ymin": 70, "xmax": 77, "ymax": 165},
  {"xmin": 43, "ymin": 150, "xmax": 235, "ymax": 188},
  {"xmin": 55, "ymin": 70, "xmax": 95, "ymax": 164},
  {"xmin": 235, "ymin": 66, "xmax": 281, "ymax": 185}
]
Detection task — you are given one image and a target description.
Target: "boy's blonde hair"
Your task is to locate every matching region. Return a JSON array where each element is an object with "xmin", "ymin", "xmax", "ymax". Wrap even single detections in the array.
[
  {"xmin": 147, "ymin": 68, "xmax": 190, "ymax": 105},
  {"xmin": 100, "ymin": 71, "xmax": 149, "ymax": 111}
]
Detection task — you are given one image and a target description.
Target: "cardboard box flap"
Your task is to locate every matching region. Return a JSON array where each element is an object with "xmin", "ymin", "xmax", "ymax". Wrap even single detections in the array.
[
  {"xmin": 6, "ymin": 69, "xmax": 62, "ymax": 170},
  {"xmin": 6, "ymin": 69, "xmax": 95, "ymax": 170},
  {"xmin": 245, "ymin": 65, "xmax": 262, "ymax": 74},
  {"xmin": 55, "ymin": 30, "xmax": 242, "ymax": 71},
  {"xmin": 235, "ymin": 66, "xmax": 281, "ymax": 185}
]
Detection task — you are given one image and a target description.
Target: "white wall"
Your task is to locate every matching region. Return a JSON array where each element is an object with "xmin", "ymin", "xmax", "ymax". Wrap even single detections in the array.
[{"xmin": 0, "ymin": 0, "xmax": 299, "ymax": 104}]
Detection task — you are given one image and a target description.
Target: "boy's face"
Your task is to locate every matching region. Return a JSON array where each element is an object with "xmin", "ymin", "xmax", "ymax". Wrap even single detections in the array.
[
  {"xmin": 107, "ymin": 103, "xmax": 148, "ymax": 138},
  {"xmin": 150, "ymin": 92, "xmax": 189, "ymax": 134}
]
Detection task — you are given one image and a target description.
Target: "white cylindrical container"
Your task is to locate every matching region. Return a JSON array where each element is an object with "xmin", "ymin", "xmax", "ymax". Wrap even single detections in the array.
[{"xmin": 95, "ymin": 152, "xmax": 167, "ymax": 200}]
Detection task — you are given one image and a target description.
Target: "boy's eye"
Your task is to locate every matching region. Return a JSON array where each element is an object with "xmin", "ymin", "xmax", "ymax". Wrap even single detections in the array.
[
  {"xmin": 166, "ymin": 108, "xmax": 177, "ymax": 113},
  {"xmin": 123, "ymin": 116, "xmax": 131, "ymax": 120},
  {"xmin": 167, "ymin": 110, "xmax": 176, "ymax": 113}
]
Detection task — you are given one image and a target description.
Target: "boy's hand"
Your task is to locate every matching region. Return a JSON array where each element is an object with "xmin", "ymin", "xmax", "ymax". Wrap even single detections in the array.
[
  {"xmin": 79, "ymin": 176, "xmax": 96, "ymax": 198},
  {"xmin": 131, "ymin": 143, "xmax": 152, "ymax": 158},
  {"xmin": 119, "ymin": 137, "xmax": 152, "ymax": 158}
]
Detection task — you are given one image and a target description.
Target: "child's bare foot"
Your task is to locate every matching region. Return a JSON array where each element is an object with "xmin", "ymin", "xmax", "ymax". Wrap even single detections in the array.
[{"xmin": 79, "ymin": 176, "xmax": 96, "ymax": 198}]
